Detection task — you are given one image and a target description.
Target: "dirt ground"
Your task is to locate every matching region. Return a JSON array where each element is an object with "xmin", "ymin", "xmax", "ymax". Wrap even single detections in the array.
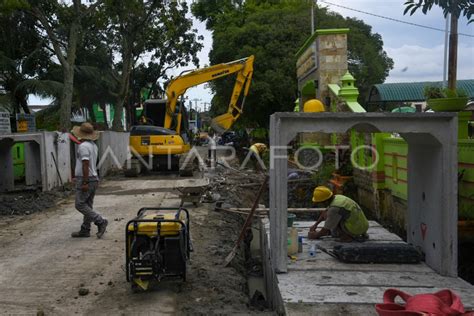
[
  {"xmin": 0, "ymin": 186, "xmax": 72, "ymax": 216},
  {"xmin": 0, "ymin": 158, "xmax": 273, "ymax": 315}
]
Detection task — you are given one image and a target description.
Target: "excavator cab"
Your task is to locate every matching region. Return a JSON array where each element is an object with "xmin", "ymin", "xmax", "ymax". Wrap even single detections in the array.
[{"xmin": 139, "ymin": 99, "xmax": 190, "ymax": 140}]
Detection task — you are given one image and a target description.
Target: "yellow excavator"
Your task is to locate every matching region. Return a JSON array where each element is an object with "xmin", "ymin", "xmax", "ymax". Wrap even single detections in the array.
[{"xmin": 126, "ymin": 55, "xmax": 254, "ymax": 177}]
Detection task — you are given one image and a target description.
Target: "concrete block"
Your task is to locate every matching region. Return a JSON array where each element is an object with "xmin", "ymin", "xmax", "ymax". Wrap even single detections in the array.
[
  {"xmin": 42, "ymin": 132, "xmax": 60, "ymax": 191},
  {"xmin": 56, "ymin": 133, "xmax": 71, "ymax": 185},
  {"xmin": 269, "ymin": 112, "xmax": 458, "ymax": 276},
  {"xmin": 0, "ymin": 132, "xmax": 72, "ymax": 192},
  {"xmin": 97, "ymin": 131, "xmax": 130, "ymax": 177}
]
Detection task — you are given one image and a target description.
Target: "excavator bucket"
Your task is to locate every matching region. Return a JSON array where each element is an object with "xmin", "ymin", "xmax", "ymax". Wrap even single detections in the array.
[{"xmin": 210, "ymin": 113, "xmax": 235, "ymax": 133}]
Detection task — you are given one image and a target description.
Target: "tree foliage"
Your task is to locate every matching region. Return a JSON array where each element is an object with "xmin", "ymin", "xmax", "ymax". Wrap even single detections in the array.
[
  {"xmin": 0, "ymin": 7, "xmax": 53, "ymax": 114},
  {"xmin": 23, "ymin": 0, "xmax": 104, "ymax": 130},
  {"xmin": 404, "ymin": 0, "xmax": 474, "ymax": 21},
  {"xmin": 1, "ymin": 0, "xmax": 202, "ymax": 131},
  {"xmin": 102, "ymin": 0, "xmax": 203, "ymax": 131},
  {"xmin": 193, "ymin": 1, "xmax": 393, "ymax": 127}
]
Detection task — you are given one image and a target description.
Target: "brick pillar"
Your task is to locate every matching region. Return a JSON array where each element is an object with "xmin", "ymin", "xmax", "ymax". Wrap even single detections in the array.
[{"xmin": 315, "ymin": 29, "xmax": 349, "ymax": 107}]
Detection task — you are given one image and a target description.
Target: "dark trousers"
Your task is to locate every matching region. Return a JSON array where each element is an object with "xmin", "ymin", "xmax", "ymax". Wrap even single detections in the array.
[{"xmin": 75, "ymin": 180, "xmax": 104, "ymax": 231}]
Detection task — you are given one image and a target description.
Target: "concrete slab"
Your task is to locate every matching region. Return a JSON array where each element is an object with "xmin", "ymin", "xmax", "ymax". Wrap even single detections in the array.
[
  {"xmin": 261, "ymin": 218, "xmax": 474, "ymax": 314},
  {"xmin": 97, "ymin": 131, "xmax": 129, "ymax": 177},
  {"xmin": 278, "ymin": 271, "xmax": 472, "ymax": 289}
]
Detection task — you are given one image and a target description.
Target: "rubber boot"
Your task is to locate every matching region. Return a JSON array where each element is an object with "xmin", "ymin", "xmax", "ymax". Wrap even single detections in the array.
[
  {"xmin": 96, "ymin": 219, "xmax": 108, "ymax": 239},
  {"xmin": 71, "ymin": 228, "xmax": 91, "ymax": 238}
]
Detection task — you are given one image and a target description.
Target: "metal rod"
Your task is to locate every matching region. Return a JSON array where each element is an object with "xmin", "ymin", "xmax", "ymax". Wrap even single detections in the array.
[{"xmin": 50, "ymin": 152, "xmax": 64, "ymax": 189}]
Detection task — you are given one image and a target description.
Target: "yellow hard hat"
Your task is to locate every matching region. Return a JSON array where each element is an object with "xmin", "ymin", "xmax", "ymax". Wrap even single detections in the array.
[
  {"xmin": 303, "ymin": 99, "xmax": 325, "ymax": 113},
  {"xmin": 312, "ymin": 186, "xmax": 333, "ymax": 203}
]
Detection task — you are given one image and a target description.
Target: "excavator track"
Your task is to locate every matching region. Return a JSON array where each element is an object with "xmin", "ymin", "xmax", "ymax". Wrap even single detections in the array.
[{"xmin": 124, "ymin": 157, "xmax": 142, "ymax": 177}]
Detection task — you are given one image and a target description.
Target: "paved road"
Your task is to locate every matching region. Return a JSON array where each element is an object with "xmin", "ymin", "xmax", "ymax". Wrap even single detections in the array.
[{"xmin": 0, "ymin": 176, "xmax": 198, "ymax": 315}]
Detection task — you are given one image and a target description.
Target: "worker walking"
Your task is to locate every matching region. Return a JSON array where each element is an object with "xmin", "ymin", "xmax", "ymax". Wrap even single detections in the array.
[
  {"xmin": 308, "ymin": 186, "xmax": 368, "ymax": 242},
  {"xmin": 71, "ymin": 123, "xmax": 108, "ymax": 238}
]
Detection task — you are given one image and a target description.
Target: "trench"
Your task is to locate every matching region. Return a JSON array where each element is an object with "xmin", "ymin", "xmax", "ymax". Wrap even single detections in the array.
[{"xmin": 247, "ymin": 226, "xmax": 267, "ymax": 310}]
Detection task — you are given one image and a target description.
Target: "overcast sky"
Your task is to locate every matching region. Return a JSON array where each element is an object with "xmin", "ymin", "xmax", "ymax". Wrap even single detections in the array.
[
  {"xmin": 30, "ymin": 0, "xmax": 473, "ymax": 109},
  {"xmin": 325, "ymin": 0, "xmax": 473, "ymax": 82}
]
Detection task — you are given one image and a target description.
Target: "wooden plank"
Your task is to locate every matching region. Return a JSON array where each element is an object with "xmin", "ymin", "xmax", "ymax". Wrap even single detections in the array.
[
  {"xmin": 224, "ymin": 208, "xmax": 325, "ymax": 213},
  {"xmin": 215, "ymin": 208, "xmax": 266, "ymax": 217},
  {"xmin": 292, "ymin": 221, "xmax": 383, "ymax": 228}
]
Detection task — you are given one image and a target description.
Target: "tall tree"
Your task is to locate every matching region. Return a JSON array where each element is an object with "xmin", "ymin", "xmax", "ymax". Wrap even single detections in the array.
[
  {"xmin": 0, "ymin": 5, "xmax": 53, "ymax": 114},
  {"xmin": 404, "ymin": 0, "xmax": 474, "ymax": 90},
  {"xmin": 193, "ymin": 1, "xmax": 393, "ymax": 127},
  {"xmin": 21, "ymin": 0, "xmax": 103, "ymax": 130},
  {"xmin": 103, "ymin": 0, "xmax": 203, "ymax": 131},
  {"xmin": 192, "ymin": 0, "xmax": 244, "ymax": 29},
  {"xmin": 74, "ymin": 20, "xmax": 117, "ymax": 127}
]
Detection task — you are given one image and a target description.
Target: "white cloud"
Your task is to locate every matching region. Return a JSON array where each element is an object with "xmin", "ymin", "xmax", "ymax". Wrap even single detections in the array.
[
  {"xmin": 385, "ymin": 42, "xmax": 474, "ymax": 82},
  {"xmin": 168, "ymin": 15, "xmax": 214, "ymax": 111},
  {"xmin": 321, "ymin": 0, "xmax": 474, "ymax": 83}
]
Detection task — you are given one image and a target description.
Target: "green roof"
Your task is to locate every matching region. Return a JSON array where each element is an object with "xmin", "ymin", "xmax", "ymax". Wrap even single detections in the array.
[{"xmin": 368, "ymin": 80, "xmax": 474, "ymax": 103}]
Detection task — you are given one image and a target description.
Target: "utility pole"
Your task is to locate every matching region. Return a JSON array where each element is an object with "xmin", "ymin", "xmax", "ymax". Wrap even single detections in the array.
[
  {"xmin": 190, "ymin": 98, "xmax": 201, "ymax": 112},
  {"xmin": 442, "ymin": 13, "xmax": 450, "ymax": 88},
  {"xmin": 189, "ymin": 98, "xmax": 201, "ymax": 132},
  {"xmin": 201, "ymin": 102, "xmax": 210, "ymax": 112},
  {"xmin": 311, "ymin": 0, "xmax": 317, "ymax": 33},
  {"xmin": 312, "ymin": 0, "xmax": 318, "ymax": 101},
  {"xmin": 448, "ymin": 13, "xmax": 458, "ymax": 91}
]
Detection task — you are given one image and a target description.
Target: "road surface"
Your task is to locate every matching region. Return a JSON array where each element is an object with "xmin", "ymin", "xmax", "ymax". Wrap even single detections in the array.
[{"xmin": 0, "ymin": 172, "xmax": 255, "ymax": 315}]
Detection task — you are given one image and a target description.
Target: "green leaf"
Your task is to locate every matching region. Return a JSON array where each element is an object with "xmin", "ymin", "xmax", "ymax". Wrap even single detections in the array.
[{"xmin": 403, "ymin": 5, "xmax": 414, "ymax": 15}]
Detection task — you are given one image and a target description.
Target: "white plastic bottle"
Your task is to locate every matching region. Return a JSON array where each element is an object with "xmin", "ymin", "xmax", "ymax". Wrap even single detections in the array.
[{"xmin": 308, "ymin": 241, "xmax": 318, "ymax": 257}]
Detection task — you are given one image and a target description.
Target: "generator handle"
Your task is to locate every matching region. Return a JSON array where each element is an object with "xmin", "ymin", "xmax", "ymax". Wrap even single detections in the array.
[{"xmin": 137, "ymin": 207, "xmax": 188, "ymax": 218}]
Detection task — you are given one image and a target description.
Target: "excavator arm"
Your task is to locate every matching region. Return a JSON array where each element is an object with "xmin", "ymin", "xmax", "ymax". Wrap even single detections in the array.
[{"xmin": 164, "ymin": 55, "xmax": 254, "ymax": 133}]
